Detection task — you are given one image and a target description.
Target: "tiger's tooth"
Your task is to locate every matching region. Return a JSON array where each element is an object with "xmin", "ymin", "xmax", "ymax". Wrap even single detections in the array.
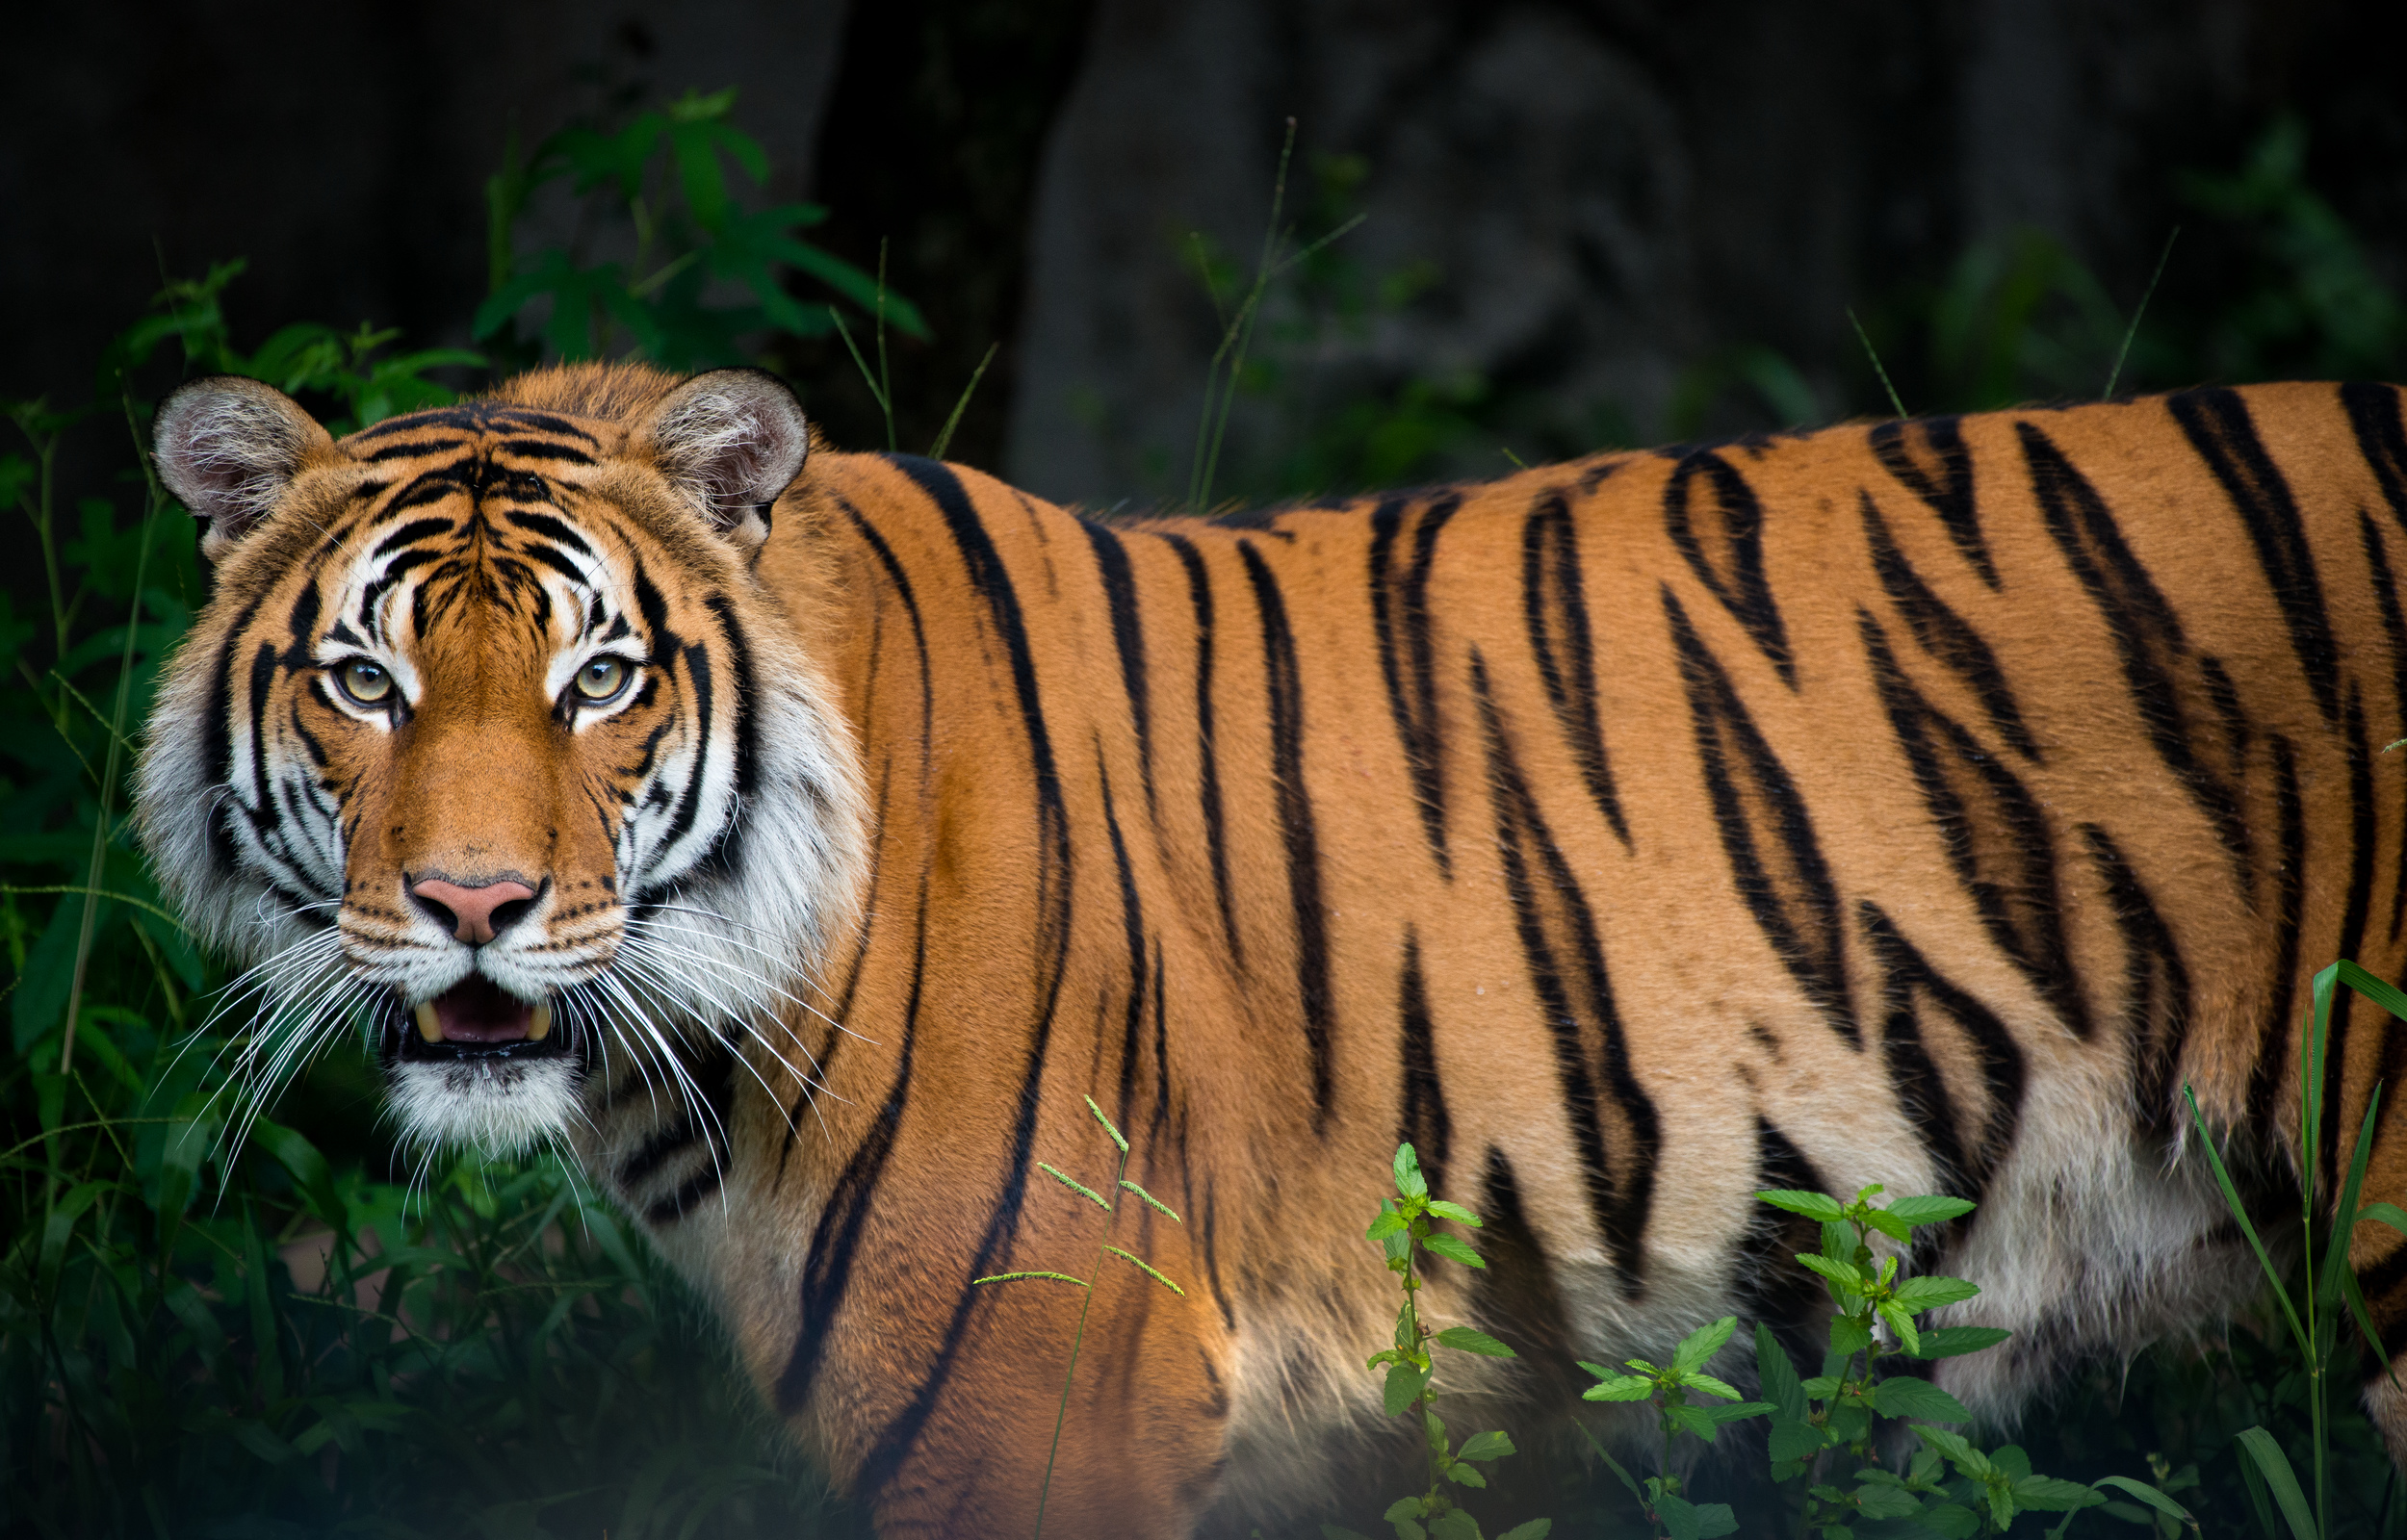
[
  {"xmin": 413, "ymin": 1002, "xmax": 442, "ymax": 1043},
  {"xmin": 530, "ymin": 1001, "xmax": 554, "ymax": 1041}
]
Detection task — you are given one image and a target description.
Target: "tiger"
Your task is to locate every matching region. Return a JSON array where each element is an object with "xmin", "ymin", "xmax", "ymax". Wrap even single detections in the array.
[{"xmin": 136, "ymin": 359, "xmax": 2407, "ymax": 1535}]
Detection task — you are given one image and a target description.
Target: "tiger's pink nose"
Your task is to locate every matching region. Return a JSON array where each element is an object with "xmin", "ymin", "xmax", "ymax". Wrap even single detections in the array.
[{"xmin": 409, "ymin": 878, "xmax": 538, "ymax": 944}]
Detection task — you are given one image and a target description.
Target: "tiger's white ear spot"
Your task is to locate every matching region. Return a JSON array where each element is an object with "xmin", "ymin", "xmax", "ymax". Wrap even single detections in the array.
[
  {"xmin": 153, "ymin": 375, "xmax": 331, "ymax": 558},
  {"xmin": 642, "ymin": 369, "xmax": 809, "ymax": 549}
]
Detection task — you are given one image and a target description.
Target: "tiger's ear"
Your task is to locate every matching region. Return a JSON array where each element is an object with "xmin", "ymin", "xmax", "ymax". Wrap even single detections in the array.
[
  {"xmin": 639, "ymin": 368, "xmax": 809, "ymax": 552},
  {"xmin": 153, "ymin": 375, "xmax": 334, "ymax": 561}
]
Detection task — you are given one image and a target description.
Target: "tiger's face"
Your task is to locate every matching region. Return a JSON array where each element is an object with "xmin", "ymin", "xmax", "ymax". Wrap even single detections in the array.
[{"xmin": 137, "ymin": 369, "xmax": 868, "ymax": 1154}]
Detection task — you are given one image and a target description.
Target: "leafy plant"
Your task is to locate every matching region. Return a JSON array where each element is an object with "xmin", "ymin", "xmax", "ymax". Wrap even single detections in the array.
[
  {"xmin": 1323, "ymin": 1142, "xmax": 1548, "ymax": 1540},
  {"xmin": 2185, "ymin": 961, "xmax": 2407, "ymax": 1540},
  {"xmin": 1577, "ymin": 1315, "xmax": 1772, "ymax": 1538},
  {"xmin": 479, "ymin": 86, "xmax": 924, "ymax": 372},
  {"xmin": 972, "ymin": 1095, "xmax": 1187, "ymax": 1539}
]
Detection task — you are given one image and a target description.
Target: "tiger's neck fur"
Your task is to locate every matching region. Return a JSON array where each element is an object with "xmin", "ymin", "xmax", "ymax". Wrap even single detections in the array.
[{"xmin": 566, "ymin": 383, "xmax": 2407, "ymax": 1534}]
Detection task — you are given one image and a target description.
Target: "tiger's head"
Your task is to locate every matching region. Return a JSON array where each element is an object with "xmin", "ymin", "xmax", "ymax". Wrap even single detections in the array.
[{"xmin": 136, "ymin": 365, "xmax": 869, "ymax": 1155}]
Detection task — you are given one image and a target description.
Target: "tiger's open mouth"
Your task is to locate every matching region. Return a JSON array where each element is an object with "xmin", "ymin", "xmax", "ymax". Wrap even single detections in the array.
[{"xmin": 390, "ymin": 977, "xmax": 569, "ymax": 1063}]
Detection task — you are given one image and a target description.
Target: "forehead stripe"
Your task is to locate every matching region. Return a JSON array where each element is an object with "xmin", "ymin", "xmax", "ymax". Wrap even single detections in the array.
[
  {"xmin": 504, "ymin": 509, "xmax": 596, "ymax": 556},
  {"xmin": 499, "ymin": 438, "xmax": 596, "ymax": 465},
  {"xmin": 373, "ymin": 518, "xmax": 455, "ymax": 556}
]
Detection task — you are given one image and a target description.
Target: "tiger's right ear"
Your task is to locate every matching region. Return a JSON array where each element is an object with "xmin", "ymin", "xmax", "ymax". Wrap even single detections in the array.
[{"xmin": 154, "ymin": 375, "xmax": 332, "ymax": 560}]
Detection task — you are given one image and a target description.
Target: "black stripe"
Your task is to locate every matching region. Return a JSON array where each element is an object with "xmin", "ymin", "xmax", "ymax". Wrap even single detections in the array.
[
  {"xmin": 1396, "ymin": 930, "xmax": 1451, "ymax": 1202},
  {"xmin": 373, "ymin": 517, "xmax": 454, "ymax": 556},
  {"xmin": 1369, "ymin": 494, "xmax": 1461, "ymax": 874},
  {"xmin": 1157, "ymin": 532, "xmax": 1241, "ymax": 965},
  {"xmin": 1100, "ymin": 752, "xmax": 1150, "ymax": 1128},
  {"xmin": 1665, "ymin": 449, "xmax": 1795, "ymax": 686},
  {"xmin": 775, "ymin": 882, "xmax": 926, "ymax": 1414},
  {"xmin": 1667, "ymin": 588, "xmax": 1858, "ymax": 1043},
  {"xmin": 1474, "ymin": 649, "xmax": 1658, "ymax": 1290},
  {"xmin": 2083, "ymin": 825, "xmax": 2194, "ymax": 1136},
  {"xmin": 644, "ymin": 1163, "xmax": 725, "ymax": 1226},
  {"xmin": 646, "ymin": 640, "xmax": 716, "ymax": 868},
  {"xmin": 1524, "ymin": 490, "xmax": 1631, "ymax": 847},
  {"xmin": 2362, "ymin": 512, "xmax": 2407, "ymax": 945},
  {"xmin": 1860, "ymin": 492, "xmax": 2039, "ymax": 760},
  {"xmin": 1083, "ymin": 520, "xmax": 1157, "ymax": 821},
  {"xmin": 1860, "ymin": 611, "xmax": 2088, "ymax": 1038},
  {"xmin": 2343, "ymin": 382, "xmax": 2407, "ymax": 539},
  {"xmin": 497, "ymin": 438, "xmax": 596, "ymax": 466},
  {"xmin": 701, "ymin": 594, "xmax": 761, "ymax": 799},
  {"xmin": 2321, "ymin": 689, "xmax": 2377, "ymax": 1194},
  {"xmin": 2245, "ymin": 737, "xmax": 2308, "ymax": 1130},
  {"xmin": 504, "ymin": 509, "xmax": 597, "ymax": 557},
  {"xmin": 1467, "ymin": 1146, "xmax": 1576, "ymax": 1369},
  {"xmin": 1859, "ymin": 900, "xmax": 2026, "ymax": 1198},
  {"xmin": 2020, "ymin": 422, "xmax": 2255, "ymax": 886},
  {"xmin": 1870, "ymin": 417, "xmax": 1997, "ymax": 587},
  {"xmin": 1239, "ymin": 538, "xmax": 1333, "ymax": 1127},
  {"xmin": 2168, "ymin": 388, "xmax": 2341, "ymax": 724}
]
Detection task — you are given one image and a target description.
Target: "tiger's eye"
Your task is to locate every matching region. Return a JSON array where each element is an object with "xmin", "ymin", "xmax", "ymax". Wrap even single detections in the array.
[
  {"xmin": 575, "ymin": 657, "xmax": 629, "ymax": 702},
  {"xmin": 337, "ymin": 659, "xmax": 392, "ymax": 706}
]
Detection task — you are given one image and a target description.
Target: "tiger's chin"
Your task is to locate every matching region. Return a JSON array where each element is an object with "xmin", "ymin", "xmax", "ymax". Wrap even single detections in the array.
[{"xmin": 379, "ymin": 982, "xmax": 585, "ymax": 1157}]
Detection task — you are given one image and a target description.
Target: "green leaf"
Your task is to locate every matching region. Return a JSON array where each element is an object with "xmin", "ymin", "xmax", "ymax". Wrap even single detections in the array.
[
  {"xmin": 1913, "ymin": 1326, "xmax": 2012, "ymax": 1360},
  {"xmin": 1701, "ymin": 1399, "xmax": 1774, "ymax": 1426},
  {"xmin": 1395, "ymin": 1142, "xmax": 1430, "ymax": 1199},
  {"xmin": 2185, "ymin": 1086, "xmax": 2312, "ymax": 1358},
  {"xmin": 1655, "ymin": 1491, "xmax": 1705, "ymax": 1540},
  {"xmin": 2087, "ymin": 1476, "xmax": 2195, "ymax": 1527},
  {"xmin": 1667, "ymin": 1402, "xmax": 1721, "ymax": 1440},
  {"xmin": 1759, "ymin": 1189, "xmax": 1847, "ymax": 1221},
  {"xmin": 1581, "ymin": 1374, "xmax": 1656, "ymax": 1402},
  {"xmin": 1796, "ymin": 1252, "xmax": 1862, "ymax": 1285},
  {"xmin": 1862, "ymin": 1207, "xmax": 1914, "ymax": 1243},
  {"xmin": 2233, "ymin": 1426, "xmax": 2318, "ymax": 1540},
  {"xmin": 1876, "ymin": 1301, "xmax": 1922, "ymax": 1358},
  {"xmin": 1426, "ymin": 1198, "xmax": 1483, "ymax": 1226},
  {"xmin": 1366, "ymin": 1209, "xmax": 1409, "ymax": 1242},
  {"xmin": 1870, "ymin": 1375, "xmax": 1969, "ymax": 1424},
  {"xmin": 1886, "ymin": 1194, "xmax": 1978, "ymax": 1227},
  {"xmin": 1827, "ymin": 1315, "xmax": 1873, "ymax": 1357},
  {"xmin": 2359, "ymin": 1200, "xmax": 2407, "ymax": 1238},
  {"xmin": 1433, "ymin": 1324, "xmax": 1516, "ymax": 1358},
  {"xmin": 1672, "ymin": 1315, "xmax": 1739, "ymax": 1373},
  {"xmin": 1423, "ymin": 1233, "xmax": 1488, "ymax": 1269},
  {"xmin": 1769, "ymin": 1417, "xmax": 1825, "ymax": 1462},
  {"xmin": 1756, "ymin": 1322, "xmax": 1808, "ymax": 1422},
  {"xmin": 1853, "ymin": 1482, "xmax": 1923, "ymax": 1520},
  {"xmin": 1494, "ymin": 1523, "xmax": 1553, "ymax": 1540},
  {"xmin": 1429, "ymin": 1507, "xmax": 1481, "ymax": 1540},
  {"xmin": 1444, "ymin": 1462, "xmax": 1488, "ymax": 1488},
  {"xmin": 1385, "ymin": 1361, "xmax": 1431, "ymax": 1417},
  {"xmin": 1691, "ymin": 1503, "xmax": 1739, "ymax": 1539},
  {"xmin": 1916, "ymin": 1501, "xmax": 1981, "ymax": 1538},
  {"xmin": 1912, "ymin": 1424, "xmax": 1987, "ymax": 1476},
  {"xmin": 2011, "ymin": 1476, "xmax": 2107, "ymax": 1513},
  {"xmin": 1457, "ymin": 1428, "xmax": 1515, "ymax": 1463},
  {"xmin": 1891, "ymin": 1275, "xmax": 1980, "ymax": 1312},
  {"xmin": 1385, "ymin": 1497, "xmax": 1428, "ymax": 1523},
  {"xmin": 1682, "ymin": 1372, "xmax": 1745, "ymax": 1402}
]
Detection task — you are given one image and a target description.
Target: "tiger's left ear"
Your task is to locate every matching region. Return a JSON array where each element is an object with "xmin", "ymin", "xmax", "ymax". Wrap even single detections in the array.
[{"xmin": 640, "ymin": 369, "xmax": 810, "ymax": 553}]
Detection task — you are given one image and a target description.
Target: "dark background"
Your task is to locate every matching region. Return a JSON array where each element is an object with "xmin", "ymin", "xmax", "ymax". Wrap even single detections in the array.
[{"xmin": 6, "ymin": 0, "xmax": 2403, "ymax": 508}]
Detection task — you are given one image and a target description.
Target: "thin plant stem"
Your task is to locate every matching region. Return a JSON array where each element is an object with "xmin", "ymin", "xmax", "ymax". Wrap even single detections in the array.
[
  {"xmin": 1188, "ymin": 118, "xmax": 1298, "ymax": 513},
  {"xmin": 2103, "ymin": 226, "xmax": 2179, "ymax": 399},
  {"xmin": 929, "ymin": 343, "xmax": 998, "ymax": 462},
  {"xmin": 1848, "ymin": 307, "xmax": 1906, "ymax": 419},
  {"xmin": 876, "ymin": 239, "xmax": 896, "ymax": 453},
  {"xmin": 60, "ymin": 391, "xmax": 161, "ymax": 1074},
  {"xmin": 1032, "ymin": 1136, "xmax": 1130, "ymax": 1540}
]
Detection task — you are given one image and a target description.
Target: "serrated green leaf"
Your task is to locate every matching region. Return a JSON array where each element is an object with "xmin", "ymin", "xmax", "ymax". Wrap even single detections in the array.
[
  {"xmin": 1426, "ymin": 1198, "xmax": 1483, "ymax": 1226},
  {"xmin": 1395, "ymin": 1142, "xmax": 1429, "ymax": 1199},
  {"xmin": 1758, "ymin": 1189, "xmax": 1847, "ymax": 1221},
  {"xmin": 1703, "ymin": 1399, "xmax": 1774, "ymax": 1425},
  {"xmin": 1457, "ymin": 1428, "xmax": 1515, "ymax": 1463},
  {"xmin": 1366, "ymin": 1209, "xmax": 1409, "ymax": 1242},
  {"xmin": 1433, "ymin": 1324, "xmax": 1516, "ymax": 1358},
  {"xmin": 1656, "ymin": 1491, "xmax": 1704, "ymax": 1540},
  {"xmin": 1863, "ymin": 1208, "xmax": 1914, "ymax": 1242},
  {"xmin": 1683, "ymin": 1372, "xmax": 1744, "ymax": 1401},
  {"xmin": 1916, "ymin": 1501, "xmax": 1980, "ymax": 1538},
  {"xmin": 1756, "ymin": 1322, "xmax": 1808, "ymax": 1421},
  {"xmin": 1385, "ymin": 1361, "xmax": 1431, "ymax": 1417},
  {"xmin": 1385, "ymin": 1496, "xmax": 1428, "ymax": 1522},
  {"xmin": 1827, "ymin": 1315, "xmax": 1873, "ymax": 1357},
  {"xmin": 1798, "ymin": 1253, "xmax": 1864, "ymax": 1288},
  {"xmin": 1691, "ymin": 1504, "xmax": 1738, "ymax": 1539},
  {"xmin": 1870, "ymin": 1374, "xmax": 1969, "ymax": 1423},
  {"xmin": 1581, "ymin": 1374, "xmax": 1655, "ymax": 1402},
  {"xmin": 1876, "ymin": 1300, "xmax": 1922, "ymax": 1357},
  {"xmin": 1770, "ymin": 1417, "xmax": 1825, "ymax": 1462},
  {"xmin": 2010, "ymin": 1476, "xmax": 2105, "ymax": 1512},
  {"xmin": 1667, "ymin": 1402, "xmax": 1721, "ymax": 1440},
  {"xmin": 1891, "ymin": 1275, "xmax": 1980, "ymax": 1312},
  {"xmin": 1887, "ymin": 1194, "xmax": 1978, "ymax": 1226},
  {"xmin": 1444, "ymin": 1462, "xmax": 1488, "ymax": 1488},
  {"xmin": 1913, "ymin": 1326, "xmax": 2012, "ymax": 1359},
  {"xmin": 1423, "ymin": 1233, "xmax": 1488, "ymax": 1269},
  {"xmin": 1672, "ymin": 1315, "xmax": 1738, "ymax": 1373},
  {"xmin": 1429, "ymin": 1507, "xmax": 1480, "ymax": 1540},
  {"xmin": 1852, "ymin": 1482, "xmax": 1923, "ymax": 1519}
]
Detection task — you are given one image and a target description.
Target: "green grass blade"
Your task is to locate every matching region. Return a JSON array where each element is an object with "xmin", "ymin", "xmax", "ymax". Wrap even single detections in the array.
[
  {"xmin": 1848, "ymin": 307, "xmax": 1906, "ymax": 419},
  {"xmin": 1039, "ymin": 1163, "xmax": 1111, "ymax": 1210},
  {"xmin": 2184, "ymin": 1085, "xmax": 2311, "ymax": 1355},
  {"xmin": 1102, "ymin": 1245, "xmax": 1184, "ymax": 1296},
  {"xmin": 971, "ymin": 1271, "xmax": 1087, "ymax": 1287},
  {"xmin": 2102, "ymin": 225, "xmax": 2178, "ymax": 398},
  {"xmin": 2318, "ymin": 1085, "xmax": 2383, "ymax": 1309},
  {"xmin": 1119, "ymin": 1179, "xmax": 1182, "ymax": 1222},
  {"xmin": 1084, "ymin": 1094, "xmax": 1128, "ymax": 1152},
  {"xmin": 926, "ymin": 343, "xmax": 997, "ymax": 462},
  {"xmin": 2233, "ymin": 1426, "xmax": 2319, "ymax": 1540}
]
